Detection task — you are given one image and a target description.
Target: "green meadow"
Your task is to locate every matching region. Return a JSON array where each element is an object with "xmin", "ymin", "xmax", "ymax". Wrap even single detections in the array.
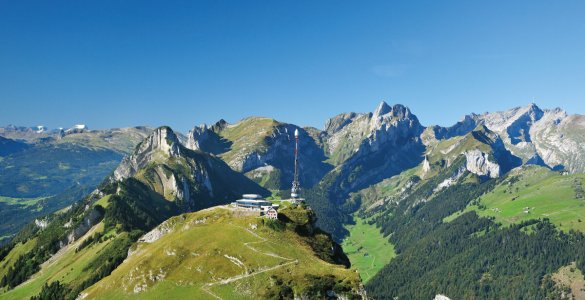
[
  {"xmin": 342, "ymin": 215, "xmax": 396, "ymax": 283},
  {"xmin": 446, "ymin": 166, "xmax": 585, "ymax": 232}
]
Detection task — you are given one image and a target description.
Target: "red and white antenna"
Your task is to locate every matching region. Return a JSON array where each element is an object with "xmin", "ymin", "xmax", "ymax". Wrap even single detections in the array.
[{"xmin": 291, "ymin": 128, "xmax": 301, "ymax": 199}]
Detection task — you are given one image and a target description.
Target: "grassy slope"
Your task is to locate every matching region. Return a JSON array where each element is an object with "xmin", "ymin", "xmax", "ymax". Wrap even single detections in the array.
[
  {"xmin": 218, "ymin": 117, "xmax": 280, "ymax": 166},
  {"xmin": 0, "ymin": 239, "xmax": 37, "ymax": 283},
  {"xmin": 0, "ymin": 222, "xmax": 115, "ymax": 299},
  {"xmin": 445, "ymin": 166, "xmax": 585, "ymax": 232},
  {"xmin": 82, "ymin": 206, "xmax": 360, "ymax": 299},
  {"xmin": 93, "ymin": 195, "xmax": 111, "ymax": 209},
  {"xmin": 341, "ymin": 216, "xmax": 395, "ymax": 283},
  {"xmin": 341, "ymin": 128, "xmax": 505, "ymax": 282},
  {"xmin": 353, "ymin": 127, "xmax": 494, "ymax": 212}
]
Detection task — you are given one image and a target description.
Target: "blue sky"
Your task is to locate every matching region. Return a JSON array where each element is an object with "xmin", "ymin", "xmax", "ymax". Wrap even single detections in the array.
[{"xmin": 1, "ymin": 1, "xmax": 584, "ymax": 132}]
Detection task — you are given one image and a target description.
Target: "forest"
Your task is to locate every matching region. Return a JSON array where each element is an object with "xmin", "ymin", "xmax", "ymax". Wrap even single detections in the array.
[{"xmin": 364, "ymin": 164, "xmax": 585, "ymax": 299}]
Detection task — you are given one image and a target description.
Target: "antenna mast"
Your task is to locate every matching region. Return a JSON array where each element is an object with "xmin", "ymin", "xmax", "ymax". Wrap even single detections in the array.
[{"xmin": 291, "ymin": 129, "xmax": 301, "ymax": 199}]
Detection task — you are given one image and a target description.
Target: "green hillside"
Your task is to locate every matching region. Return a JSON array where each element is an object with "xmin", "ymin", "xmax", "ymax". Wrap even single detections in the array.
[
  {"xmin": 0, "ymin": 222, "xmax": 121, "ymax": 300},
  {"xmin": 217, "ymin": 117, "xmax": 281, "ymax": 165},
  {"xmin": 341, "ymin": 215, "xmax": 396, "ymax": 283},
  {"xmin": 0, "ymin": 177, "xmax": 179, "ymax": 300},
  {"xmin": 82, "ymin": 206, "xmax": 363, "ymax": 299},
  {"xmin": 446, "ymin": 165, "xmax": 585, "ymax": 232},
  {"xmin": 0, "ymin": 126, "xmax": 279, "ymax": 300},
  {"xmin": 342, "ymin": 126, "xmax": 585, "ymax": 298}
]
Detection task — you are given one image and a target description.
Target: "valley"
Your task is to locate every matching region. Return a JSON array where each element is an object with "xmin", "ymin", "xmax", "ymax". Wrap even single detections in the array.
[
  {"xmin": 341, "ymin": 215, "xmax": 396, "ymax": 283},
  {"xmin": 1, "ymin": 102, "xmax": 585, "ymax": 299}
]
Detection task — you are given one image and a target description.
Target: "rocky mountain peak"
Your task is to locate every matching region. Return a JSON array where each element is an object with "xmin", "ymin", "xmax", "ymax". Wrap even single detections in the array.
[
  {"xmin": 523, "ymin": 103, "xmax": 544, "ymax": 121},
  {"xmin": 324, "ymin": 112, "xmax": 359, "ymax": 134},
  {"xmin": 111, "ymin": 126, "xmax": 182, "ymax": 181},
  {"xmin": 186, "ymin": 125, "xmax": 210, "ymax": 151},
  {"xmin": 210, "ymin": 119, "xmax": 229, "ymax": 133},
  {"xmin": 147, "ymin": 126, "xmax": 181, "ymax": 156},
  {"xmin": 369, "ymin": 103, "xmax": 422, "ymax": 132},
  {"xmin": 373, "ymin": 101, "xmax": 392, "ymax": 117}
]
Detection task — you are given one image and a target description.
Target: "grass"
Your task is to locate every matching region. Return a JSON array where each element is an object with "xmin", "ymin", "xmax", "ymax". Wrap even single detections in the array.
[
  {"xmin": 341, "ymin": 215, "xmax": 396, "ymax": 283},
  {"xmin": 445, "ymin": 166, "xmax": 585, "ymax": 232},
  {"xmin": 351, "ymin": 166, "xmax": 420, "ymax": 210},
  {"xmin": 0, "ymin": 196, "xmax": 47, "ymax": 208},
  {"xmin": 93, "ymin": 194, "xmax": 112, "ymax": 208},
  {"xmin": 82, "ymin": 207, "xmax": 361, "ymax": 299},
  {"xmin": 218, "ymin": 117, "xmax": 280, "ymax": 168},
  {"xmin": 0, "ymin": 238, "xmax": 38, "ymax": 284},
  {"xmin": 0, "ymin": 222, "xmax": 114, "ymax": 300}
]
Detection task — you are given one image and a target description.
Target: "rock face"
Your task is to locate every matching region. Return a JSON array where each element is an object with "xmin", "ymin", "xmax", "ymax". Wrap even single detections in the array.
[
  {"xmin": 324, "ymin": 112, "xmax": 358, "ymax": 135},
  {"xmin": 422, "ymin": 156, "xmax": 431, "ymax": 174},
  {"xmin": 138, "ymin": 220, "xmax": 174, "ymax": 244},
  {"xmin": 108, "ymin": 126, "xmax": 268, "ymax": 212},
  {"xmin": 185, "ymin": 121, "xmax": 230, "ymax": 154},
  {"xmin": 464, "ymin": 149, "xmax": 501, "ymax": 178},
  {"xmin": 186, "ymin": 118, "xmax": 331, "ymax": 189},
  {"xmin": 110, "ymin": 126, "xmax": 203, "ymax": 211},
  {"xmin": 186, "ymin": 124, "xmax": 210, "ymax": 151},
  {"xmin": 323, "ymin": 101, "xmax": 426, "ymax": 194},
  {"xmin": 60, "ymin": 206, "xmax": 103, "ymax": 247},
  {"xmin": 324, "ymin": 102, "xmax": 424, "ymax": 165},
  {"xmin": 112, "ymin": 127, "xmax": 181, "ymax": 181},
  {"xmin": 431, "ymin": 103, "xmax": 585, "ymax": 173},
  {"xmin": 431, "ymin": 114, "xmax": 480, "ymax": 141},
  {"xmin": 530, "ymin": 112, "xmax": 585, "ymax": 173}
]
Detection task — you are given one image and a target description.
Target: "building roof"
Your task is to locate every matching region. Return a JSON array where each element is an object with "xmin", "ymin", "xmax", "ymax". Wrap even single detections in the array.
[{"xmin": 236, "ymin": 199, "xmax": 272, "ymax": 204}]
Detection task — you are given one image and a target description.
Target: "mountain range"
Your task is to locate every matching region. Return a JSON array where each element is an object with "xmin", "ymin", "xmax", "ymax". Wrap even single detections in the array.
[{"xmin": 1, "ymin": 101, "xmax": 585, "ymax": 299}]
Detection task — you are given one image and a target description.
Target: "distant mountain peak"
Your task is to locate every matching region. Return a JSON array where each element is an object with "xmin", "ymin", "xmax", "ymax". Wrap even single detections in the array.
[
  {"xmin": 373, "ymin": 100, "xmax": 392, "ymax": 117},
  {"xmin": 389, "ymin": 104, "xmax": 413, "ymax": 119}
]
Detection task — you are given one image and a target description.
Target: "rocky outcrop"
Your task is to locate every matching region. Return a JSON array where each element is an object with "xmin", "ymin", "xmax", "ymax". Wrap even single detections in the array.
[
  {"xmin": 324, "ymin": 101, "xmax": 426, "ymax": 196},
  {"xmin": 434, "ymin": 166, "xmax": 466, "ymax": 193},
  {"xmin": 186, "ymin": 124, "xmax": 210, "ymax": 151},
  {"xmin": 106, "ymin": 125, "xmax": 267, "ymax": 213},
  {"xmin": 324, "ymin": 112, "xmax": 358, "ymax": 135},
  {"xmin": 187, "ymin": 118, "xmax": 331, "ymax": 189},
  {"xmin": 185, "ymin": 120, "xmax": 231, "ymax": 155},
  {"xmin": 464, "ymin": 149, "xmax": 501, "ymax": 178},
  {"xmin": 138, "ymin": 220, "xmax": 174, "ymax": 244},
  {"xmin": 431, "ymin": 103, "xmax": 585, "ymax": 173},
  {"xmin": 112, "ymin": 127, "xmax": 181, "ymax": 181},
  {"xmin": 34, "ymin": 218, "xmax": 49, "ymax": 229},
  {"xmin": 530, "ymin": 111, "xmax": 585, "ymax": 173},
  {"xmin": 60, "ymin": 206, "xmax": 103, "ymax": 247},
  {"xmin": 431, "ymin": 114, "xmax": 480, "ymax": 141},
  {"xmin": 422, "ymin": 156, "xmax": 431, "ymax": 174},
  {"xmin": 324, "ymin": 101, "xmax": 424, "ymax": 166}
]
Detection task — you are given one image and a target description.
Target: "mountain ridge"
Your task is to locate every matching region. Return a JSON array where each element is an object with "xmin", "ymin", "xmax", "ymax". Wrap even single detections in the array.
[{"xmin": 1, "ymin": 101, "xmax": 585, "ymax": 299}]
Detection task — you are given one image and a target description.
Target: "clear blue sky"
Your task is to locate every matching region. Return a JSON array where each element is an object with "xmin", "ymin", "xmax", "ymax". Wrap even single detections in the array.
[{"xmin": 1, "ymin": 1, "xmax": 584, "ymax": 133}]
